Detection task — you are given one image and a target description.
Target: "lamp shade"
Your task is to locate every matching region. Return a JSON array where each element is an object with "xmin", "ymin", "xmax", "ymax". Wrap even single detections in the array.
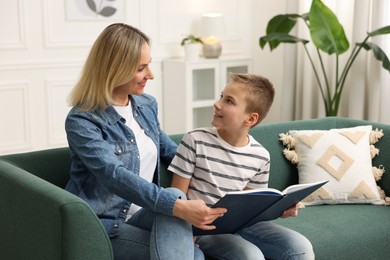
[{"xmin": 201, "ymin": 13, "xmax": 224, "ymax": 37}]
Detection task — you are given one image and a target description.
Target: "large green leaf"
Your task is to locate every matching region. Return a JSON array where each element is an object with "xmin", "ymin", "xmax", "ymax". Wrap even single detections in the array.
[
  {"xmin": 368, "ymin": 25, "xmax": 390, "ymax": 37},
  {"xmin": 266, "ymin": 14, "xmax": 301, "ymax": 34},
  {"xmin": 261, "ymin": 14, "xmax": 301, "ymax": 50},
  {"xmin": 309, "ymin": 0, "xmax": 349, "ymax": 55},
  {"xmin": 358, "ymin": 42, "xmax": 390, "ymax": 73},
  {"xmin": 260, "ymin": 33, "xmax": 309, "ymax": 50}
]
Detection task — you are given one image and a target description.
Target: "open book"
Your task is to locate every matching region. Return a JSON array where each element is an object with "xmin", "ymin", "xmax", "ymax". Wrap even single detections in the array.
[{"xmin": 193, "ymin": 180, "xmax": 328, "ymax": 236}]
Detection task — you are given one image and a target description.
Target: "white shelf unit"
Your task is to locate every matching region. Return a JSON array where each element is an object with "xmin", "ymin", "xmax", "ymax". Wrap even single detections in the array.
[{"xmin": 163, "ymin": 56, "xmax": 252, "ymax": 134}]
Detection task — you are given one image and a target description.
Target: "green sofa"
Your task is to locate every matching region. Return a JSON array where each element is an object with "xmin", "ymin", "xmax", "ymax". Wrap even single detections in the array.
[{"xmin": 1, "ymin": 117, "xmax": 389, "ymax": 260}]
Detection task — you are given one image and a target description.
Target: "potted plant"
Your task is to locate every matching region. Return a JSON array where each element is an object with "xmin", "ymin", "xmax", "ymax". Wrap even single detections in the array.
[
  {"xmin": 181, "ymin": 34, "xmax": 203, "ymax": 61},
  {"xmin": 259, "ymin": 0, "xmax": 390, "ymax": 116}
]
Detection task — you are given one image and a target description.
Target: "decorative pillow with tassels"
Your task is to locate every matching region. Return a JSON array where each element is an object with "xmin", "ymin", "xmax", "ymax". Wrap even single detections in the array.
[{"xmin": 279, "ymin": 125, "xmax": 388, "ymax": 206}]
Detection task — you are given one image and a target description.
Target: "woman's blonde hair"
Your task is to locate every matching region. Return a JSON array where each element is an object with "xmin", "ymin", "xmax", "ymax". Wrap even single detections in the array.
[
  {"xmin": 69, "ymin": 23, "xmax": 150, "ymax": 111},
  {"xmin": 229, "ymin": 73, "xmax": 275, "ymax": 125}
]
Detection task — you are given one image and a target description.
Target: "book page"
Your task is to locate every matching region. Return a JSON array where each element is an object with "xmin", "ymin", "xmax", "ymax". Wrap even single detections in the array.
[
  {"xmin": 226, "ymin": 187, "xmax": 283, "ymax": 196},
  {"xmin": 282, "ymin": 180, "xmax": 328, "ymax": 195}
]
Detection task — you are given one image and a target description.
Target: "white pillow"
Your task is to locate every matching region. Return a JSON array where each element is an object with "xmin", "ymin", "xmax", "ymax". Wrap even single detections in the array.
[{"xmin": 279, "ymin": 125, "xmax": 386, "ymax": 205}]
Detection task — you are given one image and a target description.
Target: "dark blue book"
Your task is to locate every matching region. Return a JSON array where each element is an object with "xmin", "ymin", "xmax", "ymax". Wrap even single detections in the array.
[{"xmin": 193, "ymin": 180, "xmax": 328, "ymax": 236}]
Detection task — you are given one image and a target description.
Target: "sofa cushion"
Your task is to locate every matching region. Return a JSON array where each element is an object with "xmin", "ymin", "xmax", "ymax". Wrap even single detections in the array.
[
  {"xmin": 273, "ymin": 204, "xmax": 390, "ymax": 260},
  {"xmin": 279, "ymin": 125, "xmax": 385, "ymax": 205}
]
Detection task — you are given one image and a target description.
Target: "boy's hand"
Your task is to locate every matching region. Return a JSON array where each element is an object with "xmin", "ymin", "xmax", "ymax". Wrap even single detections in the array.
[
  {"xmin": 281, "ymin": 202, "xmax": 304, "ymax": 218},
  {"xmin": 173, "ymin": 199, "xmax": 227, "ymax": 230}
]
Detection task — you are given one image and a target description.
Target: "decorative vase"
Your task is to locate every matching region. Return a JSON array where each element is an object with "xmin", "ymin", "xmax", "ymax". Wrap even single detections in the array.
[{"xmin": 202, "ymin": 42, "xmax": 222, "ymax": 58}]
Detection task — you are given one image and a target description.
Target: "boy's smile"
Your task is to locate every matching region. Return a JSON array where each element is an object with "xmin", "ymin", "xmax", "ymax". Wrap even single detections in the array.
[{"xmin": 213, "ymin": 111, "xmax": 223, "ymax": 118}]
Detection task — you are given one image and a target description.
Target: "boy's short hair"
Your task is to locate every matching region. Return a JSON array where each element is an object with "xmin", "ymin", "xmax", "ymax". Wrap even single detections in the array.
[{"xmin": 229, "ymin": 73, "xmax": 275, "ymax": 125}]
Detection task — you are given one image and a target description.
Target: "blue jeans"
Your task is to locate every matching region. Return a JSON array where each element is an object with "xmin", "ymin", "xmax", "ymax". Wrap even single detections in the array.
[
  {"xmin": 110, "ymin": 188, "xmax": 204, "ymax": 260},
  {"xmin": 198, "ymin": 221, "xmax": 314, "ymax": 260}
]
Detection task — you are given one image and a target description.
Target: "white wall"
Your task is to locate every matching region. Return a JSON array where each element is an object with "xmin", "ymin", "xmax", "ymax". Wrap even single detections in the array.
[
  {"xmin": 251, "ymin": 0, "xmax": 289, "ymax": 124},
  {"xmin": 0, "ymin": 0, "xmax": 287, "ymax": 155}
]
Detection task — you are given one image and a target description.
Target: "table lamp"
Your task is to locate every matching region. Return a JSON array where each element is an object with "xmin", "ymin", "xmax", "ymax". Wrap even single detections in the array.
[{"xmin": 201, "ymin": 13, "xmax": 224, "ymax": 58}]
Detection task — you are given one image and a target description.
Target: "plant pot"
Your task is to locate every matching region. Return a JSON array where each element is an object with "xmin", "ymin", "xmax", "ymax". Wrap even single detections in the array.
[{"xmin": 184, "ymin": 43, "xmax": 201, "ymax": 61}]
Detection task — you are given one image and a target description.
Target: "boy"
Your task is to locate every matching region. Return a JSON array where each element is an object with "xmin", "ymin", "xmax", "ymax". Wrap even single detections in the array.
[{"xmin": 169, "ymin": 73, "xmax": 314, "ymax": 259}]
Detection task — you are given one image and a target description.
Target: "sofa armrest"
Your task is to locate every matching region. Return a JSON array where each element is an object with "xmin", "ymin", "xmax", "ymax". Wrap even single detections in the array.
[{"xmin": 0, "ymin": 160, "xmax": 113, "ymax": 260}]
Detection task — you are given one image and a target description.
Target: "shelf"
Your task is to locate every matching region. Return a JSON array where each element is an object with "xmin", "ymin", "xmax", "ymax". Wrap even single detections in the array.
[
  {"xmin": 192, "ymin": 100, "xmax": 215, "ymax": 108},
  {"xmin": 193, "ymin": 107, "xmax": 214, "ymax": 129},
  {"xmin": 192, "ymin": 68, "xmax": 215, "ymax": 101},
  {"xmin": 163, "ymin": 56, "xmax": 252, "ymax": 134}
]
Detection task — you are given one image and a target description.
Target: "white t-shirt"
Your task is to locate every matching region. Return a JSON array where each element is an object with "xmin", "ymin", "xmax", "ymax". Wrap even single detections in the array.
[{"xmin": 113, "ymin": 101, "xmax": 157, "ymax": 218}]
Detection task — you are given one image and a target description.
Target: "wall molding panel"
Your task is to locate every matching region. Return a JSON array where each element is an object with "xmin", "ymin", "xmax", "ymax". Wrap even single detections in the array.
[
  {"xmin": 0, "ymin": 0, "xmax": 27, "ymax": 50},
  {"xmin": 45, "ymin": 79, "xmax": 74, "ymax": 147},
  {"xmin": 0, "ymin": 60, "xmax": 84, "ymax": 71},
  {"xmin": 0, "ymin": 81, "xmax": 31, "ymax": 153}
]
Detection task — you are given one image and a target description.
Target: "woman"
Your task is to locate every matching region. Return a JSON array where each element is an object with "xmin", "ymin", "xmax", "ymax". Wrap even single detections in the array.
[{"xmin": 65, "ymin": 23, "xmax": 226, "ymax": 260}]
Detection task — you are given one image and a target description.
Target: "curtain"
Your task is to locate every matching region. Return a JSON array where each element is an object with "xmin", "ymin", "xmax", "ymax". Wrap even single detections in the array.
[{"xmin": 281, "ymin": 0, "xmax": 390, "ymax": 123}]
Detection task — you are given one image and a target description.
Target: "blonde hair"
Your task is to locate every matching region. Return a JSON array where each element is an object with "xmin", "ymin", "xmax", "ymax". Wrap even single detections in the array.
[
  {"xmin": 229, "ymin": 73, "xmax": 275, "ymax": 125},
  {"xmin": 69, "ymin": 23, "xmax": 150, "ymax": 111}
]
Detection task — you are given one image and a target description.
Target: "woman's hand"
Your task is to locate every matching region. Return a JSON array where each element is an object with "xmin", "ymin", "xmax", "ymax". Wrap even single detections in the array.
[
  {"xmin": 173, "ymin": 199, "xmax": 227, "ymax": 230},
  {"xmin": 281, "ymin": 202, "xmax": 304, "ymax": 218}
]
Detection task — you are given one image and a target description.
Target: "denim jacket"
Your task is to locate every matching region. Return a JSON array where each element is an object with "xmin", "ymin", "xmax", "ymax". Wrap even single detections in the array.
[{"xmin": 65, "ymin": 94, "xmax": 178, "ymax": 237}]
